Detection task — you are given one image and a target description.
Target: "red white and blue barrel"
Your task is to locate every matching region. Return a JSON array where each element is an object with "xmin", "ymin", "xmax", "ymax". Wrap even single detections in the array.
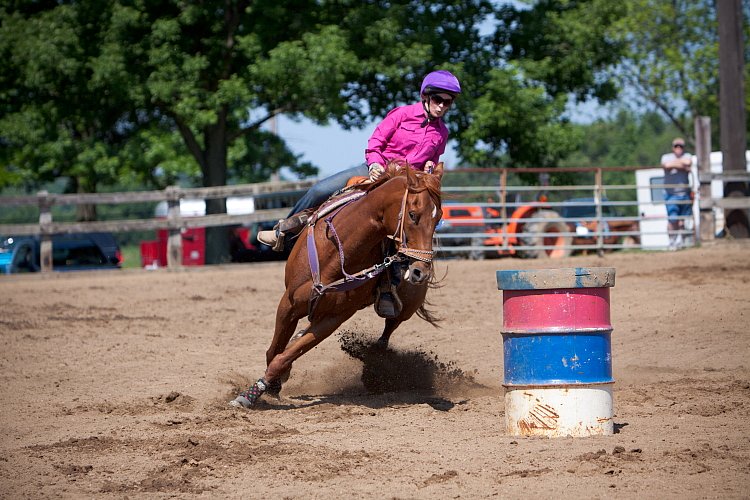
[{"xmin": 496, "ymin": 267, "xmax": 616, "ymax": 437}]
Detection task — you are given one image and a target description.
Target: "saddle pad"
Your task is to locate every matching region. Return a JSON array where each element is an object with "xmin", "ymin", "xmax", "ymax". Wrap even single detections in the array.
[{"xmin": 312, "ymin": 189, "xmax": 367, "ymax": 223}]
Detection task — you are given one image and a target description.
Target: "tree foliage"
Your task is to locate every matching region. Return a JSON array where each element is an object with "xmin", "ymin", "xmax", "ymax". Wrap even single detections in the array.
[
  {"xmin": 453, "ymin": 0, "xmax": 625, "ymax": 167},
  {"xmin": 562, "ymin": 110, "xmax": 682, "ymax": 169},
  {"xmin": 3, "ymin": 0, "xmax": 738, "ymax": 261},
  {"xmin": 607, "ymin": 0, "xmax": 750, "ymax": 143},
  {"xmin": 1, "ymin": 0, "xmax": 496, "ymax": 261}
]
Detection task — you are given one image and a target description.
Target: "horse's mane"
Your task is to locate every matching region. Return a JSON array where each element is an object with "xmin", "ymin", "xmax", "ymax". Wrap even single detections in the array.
[{"xmin": 357, "ymin": 161, "xmax": 442, "ymax": 208}]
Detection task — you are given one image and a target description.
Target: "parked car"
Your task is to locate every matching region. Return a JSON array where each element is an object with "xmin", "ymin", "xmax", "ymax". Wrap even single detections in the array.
[
  {"xmin": 230, "ymin": 221, "xmax": 292, "ymax": 263},
  {"xmin": 0, "ymin": 233, "xmax": 123, "ymax": 274},
  {"xmin": 559, "ymin": 198, "xmax": 640, "ymax": 251}
]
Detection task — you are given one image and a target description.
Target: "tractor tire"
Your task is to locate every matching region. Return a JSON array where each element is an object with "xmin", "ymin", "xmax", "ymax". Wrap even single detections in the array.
[{"xmin": 517, "ymin": 210, "xmax": 572, "ymax": 259}]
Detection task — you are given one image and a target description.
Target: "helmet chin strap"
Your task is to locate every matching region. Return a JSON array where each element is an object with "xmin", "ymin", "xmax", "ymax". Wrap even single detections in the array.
[{"xmin": 421, "ymin": 97, "xmax": 438, "ymax": 127}]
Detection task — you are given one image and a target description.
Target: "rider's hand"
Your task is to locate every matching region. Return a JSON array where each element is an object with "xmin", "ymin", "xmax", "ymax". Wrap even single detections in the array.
[
  {"xmin": 368, "ymin": 162, "xmax": 385, "ymax": 181},
  {"xmin": 424, "ymin": 161, "xmax": 435, "ymax": 174}
]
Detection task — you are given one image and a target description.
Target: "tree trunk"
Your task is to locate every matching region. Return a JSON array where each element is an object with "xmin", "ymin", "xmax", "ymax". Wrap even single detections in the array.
[
  {"xmin": 203, "ymin": 114, "xmax": 231, "ymax": 265},
  {"xmin": 72, "ymin": 176, "xmax": 97, "ymax": 222}
]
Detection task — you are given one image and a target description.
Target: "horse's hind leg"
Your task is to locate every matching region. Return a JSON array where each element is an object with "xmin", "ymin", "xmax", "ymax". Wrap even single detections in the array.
[
  {"xmin": 264, "ymin": 295, "xmax": 308, "ymax": 396},
  {"xmin": 233, "ymin": 313, "xmax": 353, "ymax": 408},
  {"xmin": 287, "ymin": 323, "xmax": 311, "ymax": 347},
  {"xmin": 264, "ymin": 314, "xmax": 350, "ymax": 382}
]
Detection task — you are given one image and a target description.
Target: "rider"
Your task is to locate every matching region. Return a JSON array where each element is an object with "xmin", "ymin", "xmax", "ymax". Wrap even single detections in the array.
[
  {"xmin": 257, "ymin": 70, "xmax": 461, "ymax": 317},
  {"xmin": 257, "ymin": 69, "xmax": 461, "ymax": 250}
]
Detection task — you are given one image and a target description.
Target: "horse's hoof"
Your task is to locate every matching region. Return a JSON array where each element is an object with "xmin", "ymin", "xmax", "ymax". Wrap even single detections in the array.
[
  {"xmin": 266, "ymin": 379, "xmax": 283, "ymax": 398},
  {"xmin": 229, "ymin": 395, "xmax": 253, "ymax": 408}
]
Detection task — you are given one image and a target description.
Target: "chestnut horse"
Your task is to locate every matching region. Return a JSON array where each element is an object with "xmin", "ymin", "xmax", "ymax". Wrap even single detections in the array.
[{"xmin": 231, "ymin": 162, "xmax": 444, "ymax": 408}]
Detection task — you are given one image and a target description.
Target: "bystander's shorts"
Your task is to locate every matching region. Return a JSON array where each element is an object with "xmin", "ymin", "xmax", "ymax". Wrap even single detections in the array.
[{"xmin": 665, "ymin": 192, "xmax": 692, "ymax": 224}]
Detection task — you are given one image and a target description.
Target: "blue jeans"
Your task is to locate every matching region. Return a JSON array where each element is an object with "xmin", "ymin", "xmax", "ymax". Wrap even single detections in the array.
[
  {"xmin": 289, "ymin": 164, "xmax": 369, "ymax": 216},
  {"xmin": 664, "ymin": 192, "xmax": 692, "ymax": 224}
]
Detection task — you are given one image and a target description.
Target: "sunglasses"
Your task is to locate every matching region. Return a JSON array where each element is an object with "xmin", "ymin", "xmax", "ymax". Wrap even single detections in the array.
[
  {"xmin": 430, "ymin": 94, "xmax": 454, "ymax": 107},
  {"xmin": 673, "ymin": 144, "xmax": 685, "ymax": 148}
]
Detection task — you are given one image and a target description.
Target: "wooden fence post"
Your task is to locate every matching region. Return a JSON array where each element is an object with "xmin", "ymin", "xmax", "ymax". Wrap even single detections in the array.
[
  {"xmin": 37, "ymin": 190, "xmax": 53, "ymax": 273},
  {"xmin": 165, "ymin": 186, "xmax": 183, "ymax": 269},
  {"xmin": 594, "ymin": 168, "xmax": 604, "ymax": 256},
  {"xmin": 694, "ymin": 116, "xmax": 715, "ymax": 241},
  {"xmin": 500, "ymin": 169, "xmax": 508, "ymax": 251}
]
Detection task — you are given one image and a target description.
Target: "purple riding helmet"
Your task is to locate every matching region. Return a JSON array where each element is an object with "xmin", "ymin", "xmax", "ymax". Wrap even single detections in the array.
[
  {"xmin": 420, "ymin": 70, "xmax": 461, "ymax": 126},
  {"xmin": 420, "ymin": 70, "xmax": 462, "ymax": 97}
]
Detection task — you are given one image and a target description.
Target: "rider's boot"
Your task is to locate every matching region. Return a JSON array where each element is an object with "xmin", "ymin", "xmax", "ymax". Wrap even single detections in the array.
[
  {"xmin": 374, "ymin": 266, "xmax": 403, "ymax": 319},
  {"xmin": 257, "ymin": 213, "xmax": 309, "ymax": 252}
]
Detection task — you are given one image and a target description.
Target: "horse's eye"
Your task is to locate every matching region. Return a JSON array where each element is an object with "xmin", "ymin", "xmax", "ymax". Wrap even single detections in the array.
[{"xmin": 409, "ymin": 211, "xmax": 418, "ymax": 223}]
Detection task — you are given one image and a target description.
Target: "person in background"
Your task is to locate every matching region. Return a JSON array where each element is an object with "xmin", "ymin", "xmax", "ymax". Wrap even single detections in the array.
[{"xmin": 660, "ymin": 137, "xmax": 693, "ymax": 250}]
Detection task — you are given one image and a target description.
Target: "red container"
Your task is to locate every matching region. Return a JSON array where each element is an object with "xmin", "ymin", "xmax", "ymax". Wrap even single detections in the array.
[
  {"xmin": 140, "ymin": 241, "xmax": 162, "ymax": 268},
  {"xmin": 155, "ymin": 228, "xmax": 206, "ymax": 267},
  {"xmin": 180, "ymin": 227, "xmax": 205, "ymax": 266}
]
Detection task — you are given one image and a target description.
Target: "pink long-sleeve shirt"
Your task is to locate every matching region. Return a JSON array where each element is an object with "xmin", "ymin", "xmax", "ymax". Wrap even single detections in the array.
[{"xmin": 365, "ymin": 102, "xmax": 449, "ymax": 171}]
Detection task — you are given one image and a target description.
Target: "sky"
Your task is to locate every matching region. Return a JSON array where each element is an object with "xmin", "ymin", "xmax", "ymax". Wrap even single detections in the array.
[
  {"xmin": 275, "ymin": 114, "xmax": 459, "ymax": 179},
  {"xmin": 276, "ymin": 99, "xmax": 611, "ymax": 179}
]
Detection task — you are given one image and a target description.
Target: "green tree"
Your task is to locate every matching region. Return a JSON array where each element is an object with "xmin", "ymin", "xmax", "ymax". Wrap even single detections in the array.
[
  {"xmin": 0, "ymin": 2, "xmax": 138, "ymax": 219},
  {"xmin": 562, "ymin": 110, "xmax": 681, "ymax": 168},
  {"xmin": 457, "ymin": 66, "xmax": 583, "ymax": 167},
  {"xmin": 452, "ymin": 0, "xmax": 626, "ymax": 168},
  {"xmin": 1, "ymin": 1, "xmax": 649, "ymax": 263},
  {"xmin": 607, "ymin": 0, "xmax": 750, "ymax": 144},
  {"xmin": 1, "ymin": 0, "xmax": 494, "ymax": 262}
]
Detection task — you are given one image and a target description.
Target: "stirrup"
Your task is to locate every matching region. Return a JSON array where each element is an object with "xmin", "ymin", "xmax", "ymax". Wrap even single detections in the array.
[
  {"xmin": 375, "ymin": 289, "xmax": 403, "ymax": 319},
  {"xmin": 261, "ymin": 213, "xmax": 309, "ymax": 252},
  {"xmin": 271, "ymin": 231, "xmax": 286, "ymax": 252},
  {"xmin": 278, "ymin": 213, "xmax": 309, "ymax": 233}
]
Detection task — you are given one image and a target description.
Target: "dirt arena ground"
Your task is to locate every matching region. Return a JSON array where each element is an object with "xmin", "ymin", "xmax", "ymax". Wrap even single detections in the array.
[{"xmin": 1, "ymin": 240, "xmax": 749, "ymax": 498}]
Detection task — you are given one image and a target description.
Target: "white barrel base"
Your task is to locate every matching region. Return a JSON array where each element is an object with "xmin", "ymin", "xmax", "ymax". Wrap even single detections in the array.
[{"xmin": 504, "ymin": 385, "xmax": 614, "ymax": 437}]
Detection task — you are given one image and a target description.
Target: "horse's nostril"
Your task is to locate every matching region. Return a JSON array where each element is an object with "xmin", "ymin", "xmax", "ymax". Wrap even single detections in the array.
[{"xmin": 411, "ymin": 268, "xmax": 422, "ymax": 282}]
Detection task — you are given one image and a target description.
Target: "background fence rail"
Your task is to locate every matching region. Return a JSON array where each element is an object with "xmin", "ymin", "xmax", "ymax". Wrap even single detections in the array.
[{"xmin": 2, "ymin": 165, "xmax": 747, "ymax": 271}]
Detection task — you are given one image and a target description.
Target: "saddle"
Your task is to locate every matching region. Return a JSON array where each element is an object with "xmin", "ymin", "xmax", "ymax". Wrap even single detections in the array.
[{"xmin": 279, "ymin": 176, "xmax": 370, "ymax": 239}]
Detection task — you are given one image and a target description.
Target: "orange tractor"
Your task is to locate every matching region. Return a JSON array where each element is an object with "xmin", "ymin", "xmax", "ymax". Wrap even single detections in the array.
[{"xmin": 436, "ymin": 196, "xmax": 572, "ymax": 259}]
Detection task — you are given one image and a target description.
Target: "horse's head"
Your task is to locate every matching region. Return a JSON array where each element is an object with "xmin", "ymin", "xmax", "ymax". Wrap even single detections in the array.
[{"xmin": 385, "ymin": 162, "xmax": 444, "ymax": 284}]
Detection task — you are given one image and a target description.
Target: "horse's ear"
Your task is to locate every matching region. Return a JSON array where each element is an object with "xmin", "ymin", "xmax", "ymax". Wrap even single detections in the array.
[{"xmin": 433, "ymin": 162, "xmax": 444, "ymax": 180}]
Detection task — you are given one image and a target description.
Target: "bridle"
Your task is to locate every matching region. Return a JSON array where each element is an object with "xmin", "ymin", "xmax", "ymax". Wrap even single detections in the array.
[{"xmin": 388, "ymin": 186, "xmax": 434, "ymax": 263}]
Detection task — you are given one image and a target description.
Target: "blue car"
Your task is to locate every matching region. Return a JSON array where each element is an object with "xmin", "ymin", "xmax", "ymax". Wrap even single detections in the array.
[{"xmin": 0, "ymin": 233, "xmax": 122, "ymax": 274}]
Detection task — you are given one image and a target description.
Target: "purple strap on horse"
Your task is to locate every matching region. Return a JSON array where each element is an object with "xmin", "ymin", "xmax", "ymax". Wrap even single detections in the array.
[{"xmin": 307, "ymin": 190, "xmax": 401, "ymax": 301}]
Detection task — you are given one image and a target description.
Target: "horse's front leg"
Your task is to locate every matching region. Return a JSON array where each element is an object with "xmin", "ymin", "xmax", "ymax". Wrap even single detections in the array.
[
  {"xmin": 231, "ymin": 312, "xmax": 352, "ymax": 409},
  {"xmin": 230, "ymin": 292, "xmax": 301, "ymax": 408},
  {"xmin": 376, "ymin": 318, "xmax": 403, "ymax": 349}
]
